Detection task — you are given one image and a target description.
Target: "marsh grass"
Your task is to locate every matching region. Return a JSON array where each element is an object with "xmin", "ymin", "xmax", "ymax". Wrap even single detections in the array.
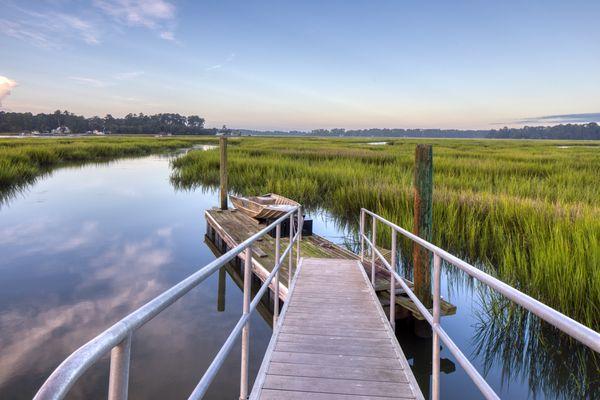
[{"xmin": 171, "ymin": 137, "xmax": 600, "ymax": 328}]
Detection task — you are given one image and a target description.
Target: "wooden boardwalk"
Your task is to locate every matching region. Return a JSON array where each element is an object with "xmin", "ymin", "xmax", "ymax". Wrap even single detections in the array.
[{"xmin": 250, "ymin": 258, "xmax": 424, "ymax": 400}]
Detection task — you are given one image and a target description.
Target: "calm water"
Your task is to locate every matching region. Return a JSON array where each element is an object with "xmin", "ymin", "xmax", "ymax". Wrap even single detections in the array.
[{"xmin": 0, "ymin": 153, "xmax": 596, "ymax": 399}]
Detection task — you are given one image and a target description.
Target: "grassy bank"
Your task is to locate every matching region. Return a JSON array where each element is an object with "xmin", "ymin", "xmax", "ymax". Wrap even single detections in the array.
[
  {"xmin": 171, "ymin": 137, "xmax": 600, "ymax": 328},
  {"xmin": 0, "ymin": 136, "xmax": 217, "ymax": 201}
]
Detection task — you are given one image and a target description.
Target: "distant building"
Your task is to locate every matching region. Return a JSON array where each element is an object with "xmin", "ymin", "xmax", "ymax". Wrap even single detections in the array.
[{"xmin": 51, "ymin": 126, "xmax": 71, "ymax": 134}]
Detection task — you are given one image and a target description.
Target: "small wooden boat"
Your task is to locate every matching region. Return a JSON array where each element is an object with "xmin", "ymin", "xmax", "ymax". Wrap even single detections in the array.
[{"xmin": 229, "ymin": 193, "xmax": 299, "ymax": 220}]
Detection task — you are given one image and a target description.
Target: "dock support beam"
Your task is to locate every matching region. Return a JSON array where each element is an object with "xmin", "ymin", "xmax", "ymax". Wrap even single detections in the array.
[
  {"xmin": 412, "ymin": 144, "xmax": 433, "ymax": 308},
  {"xmin": 220, "ymin": 136, "xmax": 228, "ymax": 210}
]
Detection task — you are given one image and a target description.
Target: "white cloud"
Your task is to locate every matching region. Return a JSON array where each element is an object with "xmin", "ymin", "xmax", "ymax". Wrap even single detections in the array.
[
  {"xmin": 205, "ymin": 53, "xmax": 236, "ymax": 72},
  {"xmin": 0, "ymin": 19, "xmax": 57, "ymax": 49},
  {"xmin": 0, "ymin": 76, "xmax": 18, "ymax": 108},
  {"xmin": 95, "ymin": 0, "xmax": 175, "ymax": 27},
  {"xmin": 2, "ymin": 1, "xmax": 177, "ymax": 48},
  {"xmin": 159, "ymin": 30, "xmax": 175, "ymax": 41},
  {"xmin": 53, "ymin": 13, "xmax": 100, "ymax": 45},
  {"xmin": 68, "ymin": 76, "xmax": 107, "ymax": 87},
  {"xmin": 94, "ymin": 0, "xmax": 177, "ymax": 41},
  {"xmin": 114, "ymin": 70, "xmax": 145, "ymax": 80},
  {"xmin": 0, "ymin": 7, "xmax": 100, "ymax": 48}
]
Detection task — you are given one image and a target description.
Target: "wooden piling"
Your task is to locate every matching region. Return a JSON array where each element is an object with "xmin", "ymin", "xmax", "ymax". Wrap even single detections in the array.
[
  {"xmin": 217, "ymin": 267, "xmax": 226, "ymax": 312},
  {"xmin": 412, "ymin": 144, "xmax": 433, "ymax": 308},
  {"xmin": 219, "ymin": 136, "xmax": 228, "ymax": 210}
]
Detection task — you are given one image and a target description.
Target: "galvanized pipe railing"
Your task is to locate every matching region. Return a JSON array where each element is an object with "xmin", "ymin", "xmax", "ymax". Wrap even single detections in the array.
[
  {"xmin": 359, "ymin": 208, "xmax": 600, "ymax": 400},
  {"xmin": 34, "ymin": 206, "xmax": 302, "ymax": 400}
]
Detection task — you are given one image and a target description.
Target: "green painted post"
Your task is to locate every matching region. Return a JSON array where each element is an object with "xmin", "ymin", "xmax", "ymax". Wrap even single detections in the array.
[{"xmin": 413, "ymin": 144, "xmax": 433, "ymax": 308}]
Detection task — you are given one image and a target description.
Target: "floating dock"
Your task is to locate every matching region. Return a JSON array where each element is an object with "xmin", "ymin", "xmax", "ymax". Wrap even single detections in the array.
[{"xmin": 205, "ymin": 208, "xmax": 456, "ymax": 320}]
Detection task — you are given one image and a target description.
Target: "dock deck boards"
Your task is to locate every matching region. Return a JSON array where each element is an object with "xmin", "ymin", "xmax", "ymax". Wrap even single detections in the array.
[
  {"xmin": 206, "ymin": 208, "xmax": 357, "ymax": 299},
  {"xmin": 205, "ymin": 208, "xmax": 455, "ymax": 319},
  {"xmin": 250, "ymin": 258, "xmax": 424, "ymax": 400}
]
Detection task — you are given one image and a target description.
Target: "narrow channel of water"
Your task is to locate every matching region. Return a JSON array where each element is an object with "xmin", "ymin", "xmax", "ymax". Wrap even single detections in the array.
[{"xmin": 0, "ymin": 154, "xmax": 596, "ymax": 399}]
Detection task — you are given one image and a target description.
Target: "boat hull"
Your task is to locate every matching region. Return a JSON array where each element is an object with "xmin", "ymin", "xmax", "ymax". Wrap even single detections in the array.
[{"xmin": 230, "ymin": 193, "xmax": 299, "ymax": 220}]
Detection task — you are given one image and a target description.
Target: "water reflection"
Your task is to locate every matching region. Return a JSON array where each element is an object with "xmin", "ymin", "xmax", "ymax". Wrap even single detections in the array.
[
  {"xmin": 473, "ymin": 291, "xmax": 600, "ymax": 399},
  {"xmin": 0, "ymin": 156, "xmax": 272, "ymax": 399}
]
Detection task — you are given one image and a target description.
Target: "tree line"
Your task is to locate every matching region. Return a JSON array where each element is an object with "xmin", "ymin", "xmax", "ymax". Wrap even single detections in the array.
[
  {"xmin": 2, "ymin": 110, "xmax": 599, "ymax": 139},
  {"xmin": 0, "ymin": 110, "xmax": 215, "ymax": 135},
  {"xmin": 241, "ymin": 123, "xmax": 600, "ymax": 140}
]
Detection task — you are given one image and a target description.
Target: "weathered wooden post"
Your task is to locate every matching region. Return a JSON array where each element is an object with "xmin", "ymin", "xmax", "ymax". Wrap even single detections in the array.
[
  {"xmin": 217, "ymin": 267, "xmax": 226, "ymax": 312},
  {"xmin": 413, "ymin": 144, "xmax": 433, "ymax": 308},
  {"xmin": 219, "ymin": 136, "xmax": 228, "ymax": 210}
]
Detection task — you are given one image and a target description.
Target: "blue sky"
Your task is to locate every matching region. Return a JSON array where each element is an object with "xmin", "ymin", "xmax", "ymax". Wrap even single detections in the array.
[{"xmin": 1, "ymin": 0, "xmax": 599, "ymax": 130}]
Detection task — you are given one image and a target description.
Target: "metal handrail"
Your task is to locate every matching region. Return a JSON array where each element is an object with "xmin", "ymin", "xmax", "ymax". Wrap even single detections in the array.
[
  {"xmin": 34, "ymin": 206, "xmax": 302, "ymax": 400},
  {"xmin": 359, "ymin": 208, "xmax": 600, "ymax": 400}
]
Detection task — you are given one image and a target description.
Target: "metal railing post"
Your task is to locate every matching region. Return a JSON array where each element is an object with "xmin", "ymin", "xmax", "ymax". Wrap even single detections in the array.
[
  {"xmin": 360, "ymin": 209, "xmax": 365, "ymax": 262},
  {"xmin": 240, "ymin": 247, "xmax": 252, "ymax": 400},
  {"xmin": 390, "ymin": 229, "xmax": 397, "ymax": 331},
  {"xmin": 296, "ymin": 207, "xmax": 302, "ymax": 266},
  {"xmin": 274, "ymin": 225, "xmax": 281, "ymax": 325},
  {"xmin": 108, "ymin": 332, "xmax": 132, "ymax": 400},
  {"xmin": 289, "ymin": 213, "xmax": 294, "ymax": 283},
  {"xmin": 432, "ymin": 254, "xmax": 441, "ymax": 400},
  {"xmin": 371, "ymin": 215, "xmax": 377, "ymax": 285}
]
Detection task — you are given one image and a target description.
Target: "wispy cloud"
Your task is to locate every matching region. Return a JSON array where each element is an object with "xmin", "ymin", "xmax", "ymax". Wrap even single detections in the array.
[
  {"xmin": 94, "ymin": 0, "xmax": 178, "ymax": 41},
  {"xmin": 0, "ymin": 6, "xmax": 100, "ymax": 48},
  {"xmin": 0, "ymin": 76, "xmax": 18, "ymax": 108},
  {"xmin": 205, "ymin": 53, "xmax": 236, "ymax": 72},
  {"xmin": 159, "ymin": 30, "xmax": 175, "ymax": 41},
  {"xmin": 0, "ymin": 19, "xmax": 57, "ymax": 49},
  {"xmin": 53, "ymin": 13, "xmax": 100, "ymax": 45},
  {"xmin": 68, "ymin": 72, "xmax": 146, "ymax": 90},
  {"xmin": 114, "ymin": 70, "xmax": 145, "ymax": 80},
  {"xmin": 69, "ymin": 76, "xmax": 108, "ymax": 87},
  {"xmin": 1, "ymin": 1, "xmax": 177, "ymax": 48},
  {"xmin": 512, "ymin": 113, "xmax": 600, "ymax": 125}
]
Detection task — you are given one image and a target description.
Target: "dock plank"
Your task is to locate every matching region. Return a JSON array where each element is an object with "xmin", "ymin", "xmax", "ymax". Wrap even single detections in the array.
[
  {"xmin": 262, "ymin": 375, "xmax": 415, "ymax": 398},
  {"xmin": 266, "ymin": 362, "xmax": 408, "ymax": 383},
  {"xmin": 260, "ymin": 390, "xmax": 408, "ymax": 400},
  {"xmin": 250, "ymin": 258, "xmax": 424, "ymax": 400}
]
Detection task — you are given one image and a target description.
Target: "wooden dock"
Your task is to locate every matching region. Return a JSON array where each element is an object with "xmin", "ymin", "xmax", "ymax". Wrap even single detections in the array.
[
  {"xmin": 250, "ymin": 258, "xmax": 424, "ymax": 399},
  {"xmin": 205, "ymin": 208, "xmax": 456, "ymax": 319}
]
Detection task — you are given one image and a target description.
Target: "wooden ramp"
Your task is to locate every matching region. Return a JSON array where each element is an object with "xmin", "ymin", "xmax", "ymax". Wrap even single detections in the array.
[{"xmin": 250, "ymin": 258, "xmax": 424, "ymax": 400}]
